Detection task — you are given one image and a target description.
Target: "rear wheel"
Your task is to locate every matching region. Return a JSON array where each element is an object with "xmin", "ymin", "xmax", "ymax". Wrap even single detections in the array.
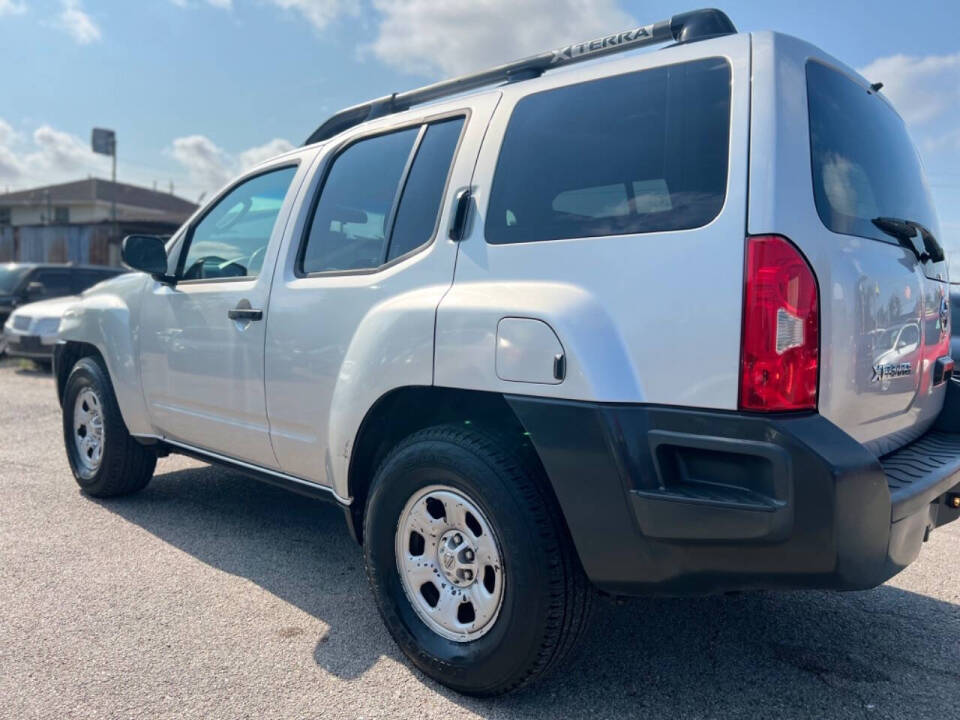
[
  {"xmin": 62, "ymin": 356, "xmax": 156, "ymax": 497},
  {"xmin": 363, "ymin": 425, "xmax": 593, "ymax": 695}
]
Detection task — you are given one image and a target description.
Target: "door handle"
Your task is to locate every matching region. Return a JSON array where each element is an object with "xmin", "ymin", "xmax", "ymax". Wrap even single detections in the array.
[
  {"xmin": 448, "ymin": 188, "xmax": 471, "ymax": 241},
  {"xmin": 228, "ymin": 300, "xmax": 263, "ymax": 322},
  {"xmin": 228, "ymin": 308, "xmax": 263, "ymax": 321}
]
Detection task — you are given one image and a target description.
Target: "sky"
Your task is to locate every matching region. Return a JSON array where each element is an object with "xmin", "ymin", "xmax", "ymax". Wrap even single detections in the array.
[{"xmin": 0, "ymin": 0, "xmax": 958, "ymax": 243}]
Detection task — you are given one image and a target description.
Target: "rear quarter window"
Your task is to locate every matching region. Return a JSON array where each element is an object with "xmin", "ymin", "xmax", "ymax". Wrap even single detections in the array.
[{"xmin": 486, "ymin": 57, "xmax": 731, "ymax": 245}]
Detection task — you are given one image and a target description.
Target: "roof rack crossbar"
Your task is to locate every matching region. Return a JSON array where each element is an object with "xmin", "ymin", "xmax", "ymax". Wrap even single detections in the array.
[{"xmin": 304, "ymin": 8, "xmax": 735, "ymax": 145}]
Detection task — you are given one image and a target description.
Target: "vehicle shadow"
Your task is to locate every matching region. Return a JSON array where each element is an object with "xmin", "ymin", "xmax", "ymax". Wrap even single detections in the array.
[{"xmin": 96, "ymin": 462, "xmax": 960, "ymax": 719}]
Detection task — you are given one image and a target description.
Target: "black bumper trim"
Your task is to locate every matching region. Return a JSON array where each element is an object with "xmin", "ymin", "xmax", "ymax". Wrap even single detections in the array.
[
  {"xmin": 505, "ymin": 396, "xmax": 960, "ymax": 596},
  {"xmin": 882, "ymin": 431, "xmax": 960, "ymax": 521}
]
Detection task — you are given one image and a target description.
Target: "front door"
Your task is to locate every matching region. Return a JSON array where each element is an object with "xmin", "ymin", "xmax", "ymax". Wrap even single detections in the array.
[{"xmin": 139, "ymin": 161, "xmax": 306, "ymax": 467}]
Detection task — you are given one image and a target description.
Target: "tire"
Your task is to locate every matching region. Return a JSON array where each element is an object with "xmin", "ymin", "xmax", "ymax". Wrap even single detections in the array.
[
  {"xmin": 363, "ymin": 425, "xmax": 593, "ymax": 695},
  {"xmin": 62, "ymin": 356, "xmax": 156, "ymax": 497}
]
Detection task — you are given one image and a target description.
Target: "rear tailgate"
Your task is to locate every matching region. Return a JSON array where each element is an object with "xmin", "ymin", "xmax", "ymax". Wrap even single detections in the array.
[{"xmin": 749, "ymin": 33, "xmax": 949, "ymax": 456}]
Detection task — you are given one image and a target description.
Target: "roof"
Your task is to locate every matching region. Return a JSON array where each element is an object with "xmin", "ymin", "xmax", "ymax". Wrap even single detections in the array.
[{"xmin": 0, "ymin": 178, "xmax": 197, "ymax": 216}]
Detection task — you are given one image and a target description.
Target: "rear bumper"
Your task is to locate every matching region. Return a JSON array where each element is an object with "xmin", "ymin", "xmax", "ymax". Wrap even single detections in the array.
[{"xmin": 507, "ymin": 395, "xmax": 960, "ymax": 596}]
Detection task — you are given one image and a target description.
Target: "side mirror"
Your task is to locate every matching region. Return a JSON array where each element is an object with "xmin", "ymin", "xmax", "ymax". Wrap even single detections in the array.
[
  {"xmin": 25, "ymin": 281, "xmax": 46, "ymax": 300},
  {"xmin": 122, "ymin": 235, "xmax": 171, "ymax": 281}
]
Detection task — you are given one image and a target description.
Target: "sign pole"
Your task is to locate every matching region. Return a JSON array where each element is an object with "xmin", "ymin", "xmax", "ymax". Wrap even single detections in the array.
[
  {"xmin": 91, "ymin": 127, "xmax": 118, "ymax": 247},
  {"xmin": 111, "ymin": 136, "xmax": 117, "ymax": 243}
]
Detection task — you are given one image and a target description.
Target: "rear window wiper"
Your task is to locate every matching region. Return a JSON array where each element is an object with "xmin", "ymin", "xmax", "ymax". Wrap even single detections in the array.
[{"xmin": 872, "ymin": 216, "xmax": 945, "ymax": 263}]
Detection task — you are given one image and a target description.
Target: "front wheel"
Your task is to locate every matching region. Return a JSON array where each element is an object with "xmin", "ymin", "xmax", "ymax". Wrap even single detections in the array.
[
  {"xmin": 62, "ymin": 356, "xmax": 156, "ymax": 497},
  {"xmin": 363, "ymin": 426, "xmax": 593, "ymax": 695}
]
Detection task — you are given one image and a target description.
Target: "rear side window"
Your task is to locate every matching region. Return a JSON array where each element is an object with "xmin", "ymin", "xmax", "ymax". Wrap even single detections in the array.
[
  {"xmin": 300, "ymin": 117, "xmax": 464, "ymax": 274},
  {"xmin": 486, "ymin": 57, "xmax": 731, "ymax": 245},
  {"xmin": 806, "ymin": 61, "xmax": 940, "ymax": 244}
]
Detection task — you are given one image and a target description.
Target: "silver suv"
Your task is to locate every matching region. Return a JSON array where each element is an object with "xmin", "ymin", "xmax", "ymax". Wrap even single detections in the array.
[{"xmin": 53, "ymin": 9, "xmax": 960, "ymax": 695}]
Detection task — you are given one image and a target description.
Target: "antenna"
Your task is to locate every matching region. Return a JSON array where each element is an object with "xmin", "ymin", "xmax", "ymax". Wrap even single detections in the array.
[{"xmin": 304, "ymin": 8, "xmax": 736, "ymax": 145}]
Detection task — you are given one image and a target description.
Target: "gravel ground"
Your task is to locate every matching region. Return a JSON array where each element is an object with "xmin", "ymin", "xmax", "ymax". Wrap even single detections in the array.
[{"xmin": 0, "ymin": 358, "xmax": 958, "ymax": 720}]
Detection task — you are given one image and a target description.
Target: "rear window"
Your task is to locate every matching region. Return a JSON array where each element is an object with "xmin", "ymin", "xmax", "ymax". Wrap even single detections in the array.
[
  {"xmin": 486, "ymin": 57, "xmax": 731, "ymax": 245},
  {"xmin": 806, "ymin": 61, "xmax": 940, "ymax": 245}
]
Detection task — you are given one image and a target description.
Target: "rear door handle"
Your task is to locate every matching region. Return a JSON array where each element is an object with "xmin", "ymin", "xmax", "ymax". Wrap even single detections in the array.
[
  {"xmin": 448, "ymin": 189, "xmax": 471, "ymax": 241},
  {"xmin": 228, "ymin": 300, "xmax": 263, "ymax": 322}
]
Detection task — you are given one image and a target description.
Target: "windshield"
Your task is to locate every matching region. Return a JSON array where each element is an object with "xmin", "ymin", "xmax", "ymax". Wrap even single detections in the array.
[
  {"xmin": 806, "ymin": 60, "xmax": 940, "ymax": 247},
  {"xmin": 0, "ymin": 264, "xmax": 29, "ymax": 294}
]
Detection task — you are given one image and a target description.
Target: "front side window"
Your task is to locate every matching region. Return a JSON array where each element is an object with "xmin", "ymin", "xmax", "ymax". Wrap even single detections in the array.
[
  {"xmin": 486, "ymin": 57, "xmax": 731, "ymax": 245},
  {"xmin": 179, "ymin": 166, "xmax": 297, "ymax": 281},
  {"xmin": 300, "ymin": 116, "xmax": 465, "ymax": 274}
]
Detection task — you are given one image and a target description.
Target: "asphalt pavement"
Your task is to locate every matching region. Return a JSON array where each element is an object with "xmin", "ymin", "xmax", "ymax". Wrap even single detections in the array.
[{"xmin": 1, "ymin": 358, "xmax": 958, "ymax": 719}]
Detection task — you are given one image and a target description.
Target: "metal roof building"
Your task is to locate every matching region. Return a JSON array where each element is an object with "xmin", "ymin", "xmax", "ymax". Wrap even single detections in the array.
[{"xmin": 0, "ymin": 179, "xmax": 197, "ymax": 266}]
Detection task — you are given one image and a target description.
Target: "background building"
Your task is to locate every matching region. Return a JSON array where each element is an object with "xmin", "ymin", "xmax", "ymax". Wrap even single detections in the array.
[{"xmin": 0, "ymin": 179, "xmax": 197, "ymax": 266}]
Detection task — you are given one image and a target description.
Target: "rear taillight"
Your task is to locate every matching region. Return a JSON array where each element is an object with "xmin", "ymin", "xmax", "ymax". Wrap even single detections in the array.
[{"xmin": 739, "ymin": 235, "xmax": 819, "ymax": 411}]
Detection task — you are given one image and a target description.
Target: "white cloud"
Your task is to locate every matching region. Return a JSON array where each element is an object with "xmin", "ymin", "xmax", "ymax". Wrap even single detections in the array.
[
  {"xmin": 0, "ymin": 118, "xmax": 294, "ymax": 202},
  {"xmin": 171, "ymin": 0, "xmax": 353, "ymax": 26},
  {"xmin": 58, "ymin": 0, "xmax": 101, "ymax": 44},
  {"xmin": 171, "ymin": 135, "xmax": 233, "ymax": 193},
  {"xmin": 238, "ymin": 137, "xmax": 295, "ymax": 168},
  {"xmin": 170, "ymin": 135, "xmax": 295, "ymax": 196},
  {"xmin": 0, "ymin": 0, "xmax": 26, "ymax": 17},
  {"xmin": 368, "ymin": 0, "xmax": 635, "ymax": 77},
  {"xmin": 859, "ymin": 52, "xmax": 960, "ymax": 127},
  {"xmin": 168, "ymin": 0, "xmax": 232, "ymax": 7},
  {"xmin": 0, "ymin": 119, "xmax": 110, "ymax": 190},
  {"xmin": 268, "ymin": 0, "xmax": 357, "ymax": 30},
  {"xmin": 0, "ymin": 120, "xmax": 24, "ymax": 182},
  {"xmin": 0, "ymin": 118, "xmax": 17, "ymax": 147}
]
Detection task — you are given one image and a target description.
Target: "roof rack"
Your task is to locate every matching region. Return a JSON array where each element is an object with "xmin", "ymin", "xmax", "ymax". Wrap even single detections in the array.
[{"xmin": 304, "ymin": 8, "xmax": 736, "ymax": 145}]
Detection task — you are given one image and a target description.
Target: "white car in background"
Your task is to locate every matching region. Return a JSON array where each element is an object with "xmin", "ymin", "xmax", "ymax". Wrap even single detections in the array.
[{"xmin": 4, "ymin": 295, "xmax": 84, "ymax": 368}]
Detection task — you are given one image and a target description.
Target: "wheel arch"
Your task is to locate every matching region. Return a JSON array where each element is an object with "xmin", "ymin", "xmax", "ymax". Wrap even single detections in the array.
[
  {"xmin": 346, "ymin": 386, "xmax": 564, "ymax": 546},
  {"xmin": 55, "ymin": 341, "xmax": 104, "ymax": 407},
  {"xmin": 56, "ymin": 273, "xmax": 155, "ymax": 436}
]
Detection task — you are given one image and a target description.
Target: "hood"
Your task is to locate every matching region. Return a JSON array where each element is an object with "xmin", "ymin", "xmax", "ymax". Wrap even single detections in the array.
[{"xmin": 10, "ymin": 295, "xmax": 82, "ymax": 320}]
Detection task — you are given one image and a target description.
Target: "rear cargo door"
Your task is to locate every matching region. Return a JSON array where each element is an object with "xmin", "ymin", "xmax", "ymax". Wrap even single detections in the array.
[{"xmin": 749, "ymin": 35, "xmax": 949, "ymax": 456}]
